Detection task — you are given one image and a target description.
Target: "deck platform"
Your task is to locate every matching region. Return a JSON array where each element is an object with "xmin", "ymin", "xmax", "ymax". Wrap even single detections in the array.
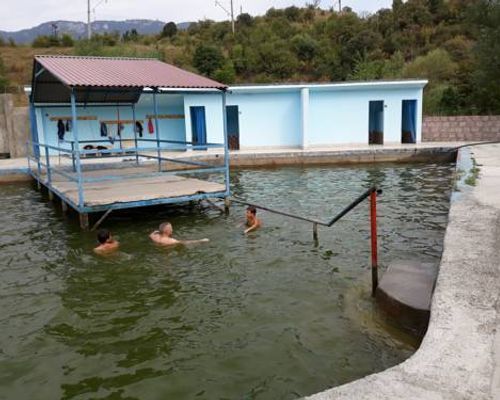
[
  {"xmin": 32, "ymin": 164, "xmax": 226, "ymax": 212},
  {"xmin": 54, "ymin": 167, "xmax": 225, "ymax": 208}
]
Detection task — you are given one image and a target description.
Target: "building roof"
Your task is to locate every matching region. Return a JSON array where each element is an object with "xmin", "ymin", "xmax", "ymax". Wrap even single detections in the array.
[
  {"xmin": 31, "ymin": 55, "xmax": 226, "ymax": 104},
  {"xmin": 229, "ymin": 80, "xmax": 428, "ymax": 93}
]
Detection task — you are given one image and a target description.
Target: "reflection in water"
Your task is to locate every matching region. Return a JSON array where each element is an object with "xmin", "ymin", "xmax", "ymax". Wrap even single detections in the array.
[{"xmin": 0, "ymin": 163, "xmax": 454, "ymax": 400}]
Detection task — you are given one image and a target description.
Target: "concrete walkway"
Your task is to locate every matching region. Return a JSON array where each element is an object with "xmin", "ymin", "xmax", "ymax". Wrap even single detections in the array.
[
  {"xmin": 307, "ymin": 143, "xmax": 500, "ymax": 400},
  {"xmin": 0, "ymin": 142, "xmax": 465, "ymax": 179}
]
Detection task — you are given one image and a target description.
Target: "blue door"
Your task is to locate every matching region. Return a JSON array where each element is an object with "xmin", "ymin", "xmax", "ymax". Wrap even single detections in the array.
[
  {"xmin": 369, "ymin": 101, "xmax": 384, "ymax": 145},
  {"xmin": 402, "ymin": 100, "xmax": 417, "ymax": 144},
  {"xmin": 226, "ymin": 105, "xmax": 240, "ymax": 150},
  {"xmin": 190, "ymin": 106, "xmax": 207, "ymax": 150}
]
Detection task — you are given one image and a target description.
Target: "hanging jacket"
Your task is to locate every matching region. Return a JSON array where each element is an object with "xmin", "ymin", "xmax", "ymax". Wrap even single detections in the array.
[
  {"xmin": 65, "ymin": 120, "xmax": 72, "ymax": 132},
  {"xmin": 135, "ymin": 121, "xmax": 144, "ymax": 138},
  {"xmin": 100, "ymin": 122, "xmax": 108, "ymax": 137},
  {"xmin": 148, "ymin": 118, "xmax": 154, "ymax": 134},
  {"xmin": 57, "ymin": 119, "xmax": 65, "ymax": 141}
]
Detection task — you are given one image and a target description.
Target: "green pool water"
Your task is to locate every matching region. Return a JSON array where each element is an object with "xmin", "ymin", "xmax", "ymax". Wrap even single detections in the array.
[{"xmin": 0, "ymin": 162, "xmax": 454, "ymax": 400}]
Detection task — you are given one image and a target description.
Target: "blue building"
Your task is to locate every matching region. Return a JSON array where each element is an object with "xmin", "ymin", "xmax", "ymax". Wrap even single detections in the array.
[{"xmin": 34, "ymin": 78, "xmax": 427, "ymax": 154}]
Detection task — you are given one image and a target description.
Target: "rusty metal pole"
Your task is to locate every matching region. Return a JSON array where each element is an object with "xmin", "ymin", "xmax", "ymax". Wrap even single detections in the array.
[{"xmin": 370, "ymin": 190, "xmax": 379, "ymax": 297}]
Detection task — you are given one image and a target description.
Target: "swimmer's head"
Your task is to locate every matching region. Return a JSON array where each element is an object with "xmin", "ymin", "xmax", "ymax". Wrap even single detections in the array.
[
  {"xmin": 159, "ymin": 222, "xmax": 173, "ymax": 236},
  {"xmin": 246, "ymin": 206, "xmax": 257, "ymax": 218},
  {"xmin": 97, "ymin": 229, "xmax": 111, "ymax": 244}
]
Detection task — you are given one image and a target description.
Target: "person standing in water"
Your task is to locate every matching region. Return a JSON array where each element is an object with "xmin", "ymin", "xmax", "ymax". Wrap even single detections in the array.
[
  {"xmin": 244, "ymin": 206, "xmax": 262, "ymax": 234},
  {"xmin": 149, "ymin": 222, "xmax": 209, "ymax": 246},
  {"xmin": 94, "ymin": 229, "xmax": 119, "ymax": 254}
]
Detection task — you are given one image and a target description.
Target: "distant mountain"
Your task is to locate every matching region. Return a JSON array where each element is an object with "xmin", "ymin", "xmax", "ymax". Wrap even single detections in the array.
[{"xmin": 0, "ymin": 19, "xmax": 192, "ymax": 44}]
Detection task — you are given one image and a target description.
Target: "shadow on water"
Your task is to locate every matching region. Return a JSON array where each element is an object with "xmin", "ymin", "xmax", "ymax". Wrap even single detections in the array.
[{"xmin": 0, "ymin": 162, "xmax": 454, "ymax": 400}]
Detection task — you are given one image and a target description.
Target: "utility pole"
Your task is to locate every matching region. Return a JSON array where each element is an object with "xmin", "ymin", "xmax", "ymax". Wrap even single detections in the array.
[
  {"xmin": 87, "ymin": 0, "xmax": 92, "ymax": 40},
  {"xmin": 339, "ymin": 0, "xmax": 342, "ymax": 12},
  {"xmin": 230, "ymin": 0, "xmax": 235, "ymax": 35},
  {"xmin": 215, "ymin": 0, "xmax": 235, "ymax": 35}
]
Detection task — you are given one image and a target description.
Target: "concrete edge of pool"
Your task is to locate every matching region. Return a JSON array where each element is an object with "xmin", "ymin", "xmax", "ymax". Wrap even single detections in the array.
[
  {"xmin": 306, "ymin": 143, "xmax": 500, "ymax": 400},
  {"xmin": 0, "ymin": 143, "xmax": 461, "ymax": 184}
]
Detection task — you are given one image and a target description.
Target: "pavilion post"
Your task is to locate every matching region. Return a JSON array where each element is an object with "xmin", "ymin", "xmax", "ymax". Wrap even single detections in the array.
[
  {"xmin": 70, "ymin": 90, "xmax": 85, "ymax": 210},
  {"xmin": 153, "ymin": 89, "xmax": 162, "ymax": 172},
  {"xmin": 221, "ymin": 91, "xmax": 231, "ymax": 197},
  {"xmin": 132, "ymin": 104, "xmax": 139, "ymax": 165}
]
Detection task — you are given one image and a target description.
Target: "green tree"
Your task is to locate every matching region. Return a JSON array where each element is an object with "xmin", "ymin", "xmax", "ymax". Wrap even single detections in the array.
[
  {"xmin": 193, "ymin": 44, "xmax": 224, "ymax": 76},
  {"xmin": 291, "ymin": 34, "xmax": 319, "ymax": 62},
  {"xmin": 213, "ymin": 62, "xmax": 236, "ymax": 83},
  {"xmin": 471, "ymin": 0, "xmax": 500, "ymax": 113},
  {"xmin": 402, "ymin": 49, "xmax": 457, "ymax": 81},
  {"xmin": 162, "ymin": 22, "xmax": 178, "ymax": 38},
  {"xmin": 60, "ymin": 34, "xmax": 74, "ymax": 47}
]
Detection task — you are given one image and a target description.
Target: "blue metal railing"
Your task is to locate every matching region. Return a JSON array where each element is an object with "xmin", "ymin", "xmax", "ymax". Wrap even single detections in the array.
[{"xmin": 27, "ymin": 139, "xmax": 230, "ymax": 213}]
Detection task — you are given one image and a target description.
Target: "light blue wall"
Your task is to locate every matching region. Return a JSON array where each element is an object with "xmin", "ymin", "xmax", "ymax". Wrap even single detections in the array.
[
  {"xmin": 37, "ymin": 93, "xmax": 186, "ymax": 154},
  {"xmin": 183, "ymin": 93, "xmax": 224, "ymax": 144},
  {"xmin": 34, "ymin": 85, "xmax": 425, "ymax": 154},
  {"xmin": 227, "ymin": 91, "xmax": 302, "ymax": 148},
  {"xmin": 308, "ymin": 88, "xmax": 423, "ymax": 146}
]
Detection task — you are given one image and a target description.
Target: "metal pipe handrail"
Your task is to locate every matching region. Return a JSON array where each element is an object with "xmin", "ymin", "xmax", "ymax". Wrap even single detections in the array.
[
  {"xmin": 82, "ymin": 167, "xmax": 227, "ymax": 183},
  {"xmin": 231, "ymin": 186, "xmax": 382, "ymax": 296},
  {"xmin": 232, "ymin": 187, "xmax": 381, "ymax": 228},
  {"xmin": 29, "ymin": 141, "xmax": 74, "ymax": 154}
]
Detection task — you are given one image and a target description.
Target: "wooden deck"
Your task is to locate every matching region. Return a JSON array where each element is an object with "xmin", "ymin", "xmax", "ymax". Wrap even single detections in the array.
[{"xmin": 49, "ymin": 166, "xmax": 226, "ymax": 208}]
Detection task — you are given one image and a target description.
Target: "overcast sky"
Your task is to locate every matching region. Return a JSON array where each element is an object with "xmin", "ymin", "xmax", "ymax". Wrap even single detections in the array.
[{"xmin": 1, "ymin": 0, "xmax": 392, "ymax": 32}]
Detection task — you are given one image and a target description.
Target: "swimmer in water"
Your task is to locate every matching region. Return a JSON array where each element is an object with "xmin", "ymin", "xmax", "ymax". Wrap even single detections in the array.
[
  {"xmin": 94, "ymin": 229, "xmax": 119, "ymax": 254},
  {"xmin": 244, "ymin": 206, "xmax": 262, "ymax": 234},
  {"xmin": 149, "ymin": 222, "xmax": 209, "ymax": 246}
]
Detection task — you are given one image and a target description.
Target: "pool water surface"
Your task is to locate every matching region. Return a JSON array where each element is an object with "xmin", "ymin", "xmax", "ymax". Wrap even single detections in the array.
[{"xmin": 0, "ymin": 162, "xmax": 454, "ymax": 400}]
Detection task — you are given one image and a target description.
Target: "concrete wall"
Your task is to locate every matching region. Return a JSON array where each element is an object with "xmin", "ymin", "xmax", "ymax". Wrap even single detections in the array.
[
  {"xmin": 423, "ymin": 115, "xmax": 500, "ymax": 142},
  {"xmin": 0, "ymin": 94, "xmax": 29, "ymax": 158},
  {"xmin": 307, "ymin": 144, "xmax": 500, "ymax": 400}
]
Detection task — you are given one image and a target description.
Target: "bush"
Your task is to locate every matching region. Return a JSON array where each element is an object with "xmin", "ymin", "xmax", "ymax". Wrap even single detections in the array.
[
  {"xmin": 60, "ymin": 34, "xmax": 74, "ymax": 47},
  {"xmin": 0, "ymin": 57, "xmax": 8, "ymax": 92},
  {"xmin": 291, "ymin": 34, "xmax": 319, "ymax": 62},
  {"xmin": 213, "ymin": 62, "xmax": 236, "ymax": 84},
  {"xmin": 402, "ymin": 49, "xmax": 457, "ymax": 82},
  {"xmin": 193, "ymin": 44, "xmax": 224, "ymax": 76},
  {"xmin": 32, "ymin": 35, "xmax": 59, "ymax": 48}
]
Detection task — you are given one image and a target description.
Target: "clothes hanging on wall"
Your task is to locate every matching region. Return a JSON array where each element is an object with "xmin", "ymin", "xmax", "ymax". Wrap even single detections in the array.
[
  {"xmin": 65, "ymin": 120, "xmax": 72, "ymax": 132},
  {"xmin": 117, "ymin": 123, "xmax": 124, "ymax": 137},
  {"xmin": 100, "ymin": 122, "xmax": 108, "ymax": 137},
  {"xmin": 148, "ymin": 118, "xmax": 154, "ymax": 134},
  {"xmin": 135, "ymin": 121, "xmax": 144, "ymax": 138},
  {"xmin": 57, "ymin": 119, "xmax": 65, "ymax": 140}
]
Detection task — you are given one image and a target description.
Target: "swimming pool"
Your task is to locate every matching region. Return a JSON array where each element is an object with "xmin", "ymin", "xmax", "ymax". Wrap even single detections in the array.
[{"xmin": 0, "ymin": 162, "xmax": 454, "ymax": 399}]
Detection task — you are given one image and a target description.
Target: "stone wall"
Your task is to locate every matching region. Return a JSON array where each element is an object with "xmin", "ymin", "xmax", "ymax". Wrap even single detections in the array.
[
  {"xmin": 0, "ymin": 94, "xmax": 30, "ymax": 158},
  {"xmin": 423, "ymin": 115, "xmax": 500, "ymax": 142}
]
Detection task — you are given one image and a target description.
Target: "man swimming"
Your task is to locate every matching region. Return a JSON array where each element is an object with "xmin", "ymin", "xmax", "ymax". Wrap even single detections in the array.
[
  {"xmin": 94, "ymin": 229, "xmax": 119, "ymax": 254},
  {"xmin": 149, "ymin": 222, "xmax": 209, "ymax": 246},
  {"xmin": 244, "ymin": 206, "xmax": 262, "ymax": 234}
]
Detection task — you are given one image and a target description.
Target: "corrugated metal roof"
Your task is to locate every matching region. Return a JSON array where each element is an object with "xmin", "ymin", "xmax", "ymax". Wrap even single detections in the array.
[{"xmin": 34, "ymin": 55, "xmax": 226, "ymax": 89}]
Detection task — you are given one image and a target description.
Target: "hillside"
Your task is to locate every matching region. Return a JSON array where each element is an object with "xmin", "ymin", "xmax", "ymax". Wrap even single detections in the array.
[{"xmin": 1, "ymin": 0, "xmax": 499, "ymax": 115}]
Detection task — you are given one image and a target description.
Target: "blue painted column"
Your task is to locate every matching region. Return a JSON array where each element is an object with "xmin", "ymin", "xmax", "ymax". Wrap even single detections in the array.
[
  {"xmin": 300, "ymin": 87, "xmax": 310, "ymax": 149},
  {"xmin": 28, "ymin": 102, "xmax": 40, "ymax": 159},
  {"xmin": 153, "ymin": 89, "xmax": 161, "ymax": 172},
  {"xmin": 221, "ymin": 91, "xmax": 231, "ymax": 196},
  {"xmin": 132, "ymin": 104, "xmax": 139, "ymax": 165},
  {"xmin": 70, "ymin": 90, "xmax": 85, "ymax": 210}
]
